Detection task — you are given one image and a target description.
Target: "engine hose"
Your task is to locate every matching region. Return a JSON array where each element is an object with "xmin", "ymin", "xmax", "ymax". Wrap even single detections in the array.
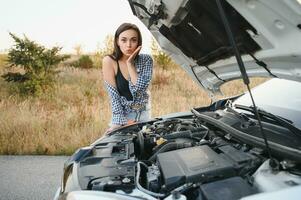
[
  {"xmin": 175, "ymin": 125, "xmax": 207, "ymax": 132},
  {"xmin": 136, "ymin": 162, "xmax": 165, "ymax": 197},
  {"xmin": 163, "ymin": 130, "xmax": 208, "ymax": 140},
  {"xmin": 148, "ymin": 142, "xmax": 192, "ymax": 162}
]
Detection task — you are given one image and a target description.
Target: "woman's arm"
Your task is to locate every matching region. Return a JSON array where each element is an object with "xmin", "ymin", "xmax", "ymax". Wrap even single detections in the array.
[
  {"xmin": 128, "ymin": 54, "xmax": 153, "ymax": 97},
  {"xmin": 102, "ymin": 56, "xmax": 127, "ymax": 126},
  {"xmin": 127, "ymin": 46, "xmax": 141, "ymax": 85}
]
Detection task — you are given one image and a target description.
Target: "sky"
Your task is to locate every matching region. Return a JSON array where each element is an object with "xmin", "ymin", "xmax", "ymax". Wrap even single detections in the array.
[{"xmin": 0, "ymin": 0, "xmax": 154, "ymax": 54}]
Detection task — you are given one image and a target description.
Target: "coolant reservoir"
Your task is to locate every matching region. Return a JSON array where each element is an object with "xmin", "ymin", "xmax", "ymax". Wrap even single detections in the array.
[{"xmin": 253, "ymin": 160, "xmax": 301, "ymax": 192}]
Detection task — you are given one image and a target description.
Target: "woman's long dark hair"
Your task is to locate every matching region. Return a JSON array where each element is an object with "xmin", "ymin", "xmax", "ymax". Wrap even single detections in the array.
[{"xmin": 110, "ymin": 23, "xmax": 142, "ymax": 60}]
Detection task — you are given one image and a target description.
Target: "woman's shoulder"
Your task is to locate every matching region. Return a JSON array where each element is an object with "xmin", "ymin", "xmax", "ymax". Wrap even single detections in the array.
[
  {"xmin": 103, "ymin": 55, "xmax": 116, "ymax": 63},
  {"xmin": 102, "ymin": 55, "xmax": 117, "ymax": 75},
  {"xmin": 102, "ymin": 55, "xmax": 116, "ymax": 68}
]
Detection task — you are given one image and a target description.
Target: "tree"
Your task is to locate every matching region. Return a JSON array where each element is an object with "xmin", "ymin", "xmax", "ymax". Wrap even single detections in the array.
[
  {"xmin": 2, "ymin": 33, "xmax": 69, "ymax": 96},
  {"xmin": 151, "ymin": 39, "xmax": 172, "ymax": 70},
  {"xmin": 101, "ymin": 34, "xmax": 114, "ymax": 56},
  {"xmin": 94, "ymin": 35, "xmax": 114, "ymax": 68}
]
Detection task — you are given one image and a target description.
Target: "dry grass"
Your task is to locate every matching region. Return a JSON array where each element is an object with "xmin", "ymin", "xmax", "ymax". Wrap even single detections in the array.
[
  {"xmin": 0, "ymin": 62, "xmax": 267, "ymax": 155},
  {"xmin": 220, "ymin": 78, "xmax": 268, "ymax": 97},
  {"xmin": 151, "ymin": 66, "xmax": 210, "ymax": 116},
  {"xmin": 0, "ymin": 67, "xmax": 110, "ymax": 155}
]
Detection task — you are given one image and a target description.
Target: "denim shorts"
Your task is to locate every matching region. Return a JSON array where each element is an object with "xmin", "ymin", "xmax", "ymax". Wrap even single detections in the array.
[
  {"xmin": 109, "ymin": 103, "xmax": 151, "ymax": 127},
  {"xmin": 125, "ymin": 109, "xmax": 150, "ymax": 122}
]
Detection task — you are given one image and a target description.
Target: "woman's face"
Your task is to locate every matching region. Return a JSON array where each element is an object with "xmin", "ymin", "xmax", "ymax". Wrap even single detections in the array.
[{"xmin": 117, "ymin": 29, "xmax": 139, "ymax": 57}]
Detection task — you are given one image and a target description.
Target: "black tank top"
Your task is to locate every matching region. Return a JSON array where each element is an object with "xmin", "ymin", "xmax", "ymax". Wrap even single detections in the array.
[{"xmin": 116, "ymin": 61, "xmax": 133, "ymax": 101}]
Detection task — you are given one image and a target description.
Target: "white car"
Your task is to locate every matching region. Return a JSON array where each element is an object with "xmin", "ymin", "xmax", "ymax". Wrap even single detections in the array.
[{"xmin": 54, "ymin": 0, "xmax": 301, "ymax": 199}]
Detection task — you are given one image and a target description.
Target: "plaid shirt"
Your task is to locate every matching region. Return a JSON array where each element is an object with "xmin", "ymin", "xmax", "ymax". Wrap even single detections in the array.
[{"xmin": 104, "ymin": 54, "xmax": 153, "ymax": 125}]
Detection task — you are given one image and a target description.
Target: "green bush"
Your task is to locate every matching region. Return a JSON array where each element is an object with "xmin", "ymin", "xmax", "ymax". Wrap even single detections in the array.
[
  {"xmin": 153, "ymin": 51, "xmax": 172, "ymax": 70},
  {"xmin": 151, "ymin": 39, "xmax": 173, "ymax": 70},
  {"xmin": 1, "ymin": 33, "xmax": 69, "ymax": 96},
  {"xmin": 72, "ymin": 55, "xmax": 94, "ymax": 69}
]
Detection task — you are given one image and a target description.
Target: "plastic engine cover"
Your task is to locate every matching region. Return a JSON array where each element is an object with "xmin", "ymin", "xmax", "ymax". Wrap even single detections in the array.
[{"xmin": 157, "ymin": 145, "xmax": 235, "ymax": 190}]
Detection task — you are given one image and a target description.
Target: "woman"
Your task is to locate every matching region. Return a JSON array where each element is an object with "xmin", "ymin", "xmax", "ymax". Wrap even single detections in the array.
[{"xmin": 102, "ymin": 23, "xmax": 153, "ymax": 133}]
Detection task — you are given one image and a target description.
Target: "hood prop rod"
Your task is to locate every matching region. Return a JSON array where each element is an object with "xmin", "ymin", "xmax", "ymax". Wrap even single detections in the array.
[{"xmin": 215, "ymin": 0, "xmax": 277, "ymax": 168}]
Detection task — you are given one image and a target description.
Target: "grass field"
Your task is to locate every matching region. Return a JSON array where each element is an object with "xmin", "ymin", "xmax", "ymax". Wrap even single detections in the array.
[{"xmin": 0, "ymin": 55, "xmax": 267, "ymax": 155}]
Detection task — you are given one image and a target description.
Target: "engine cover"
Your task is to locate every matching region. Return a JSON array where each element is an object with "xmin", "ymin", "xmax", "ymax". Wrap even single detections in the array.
[{"xmin": 157, "ymin": 145, "xmax": 235, "ymax": 190}]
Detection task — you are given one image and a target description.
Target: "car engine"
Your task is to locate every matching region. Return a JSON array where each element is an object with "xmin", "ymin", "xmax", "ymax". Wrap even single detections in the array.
[{"xmin": 61, "ymin": 116, "xmax": 301, "ymax": 200}]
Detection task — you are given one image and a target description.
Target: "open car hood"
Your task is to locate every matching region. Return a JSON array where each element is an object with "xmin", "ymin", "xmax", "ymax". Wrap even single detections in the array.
[{"xmin": 129, "ymin": 0, "xmax": 301, "ymax": 94}]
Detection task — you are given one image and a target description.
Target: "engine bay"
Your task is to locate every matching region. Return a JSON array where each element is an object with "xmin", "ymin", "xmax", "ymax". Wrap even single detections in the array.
[{"xmin": 62, "ymin": 113, "xmax": 301, "ymax": 200}]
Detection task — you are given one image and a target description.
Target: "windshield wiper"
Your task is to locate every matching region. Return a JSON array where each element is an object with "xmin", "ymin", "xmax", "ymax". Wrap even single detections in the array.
[
  {"xmin": 224, "ymin": 103, "xmax": 258, "ymax": 129},
  {"xmin": 234, "ymin": 104, "xmax": 301, "ymax": 137},
  {"xmin": 225, "ymin": 102, "xmax": 250, "ymax": 122}
]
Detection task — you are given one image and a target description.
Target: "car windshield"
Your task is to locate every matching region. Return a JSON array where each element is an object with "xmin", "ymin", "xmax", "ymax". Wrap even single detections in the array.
[{"xmin": 233, "ymin": 78, "xmax": 301, "ymax": 129}]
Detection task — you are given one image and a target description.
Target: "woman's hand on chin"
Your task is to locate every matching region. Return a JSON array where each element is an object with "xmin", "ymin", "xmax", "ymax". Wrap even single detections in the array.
[{"xmin": 126, "ymin": 46, "xmax": 141, "ymax": 65}]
